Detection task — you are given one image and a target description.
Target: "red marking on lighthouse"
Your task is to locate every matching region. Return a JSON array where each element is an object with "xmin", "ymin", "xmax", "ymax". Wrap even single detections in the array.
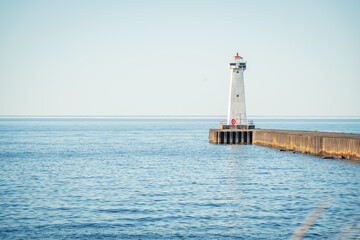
[{"xmin": 231, "ymin": 119, "xmax": 236, "ymax": 125}]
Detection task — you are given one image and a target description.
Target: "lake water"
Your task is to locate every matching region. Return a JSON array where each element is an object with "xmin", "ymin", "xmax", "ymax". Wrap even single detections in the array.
[{"xmin": 0, "ymin": 118, "xmax": 359, "ymax": 239}]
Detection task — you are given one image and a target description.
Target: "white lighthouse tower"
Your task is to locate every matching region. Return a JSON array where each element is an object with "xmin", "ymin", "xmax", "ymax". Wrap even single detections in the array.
[{"xmin": 226, "ymin": 53, "xmax": 253, "ymax": 128}]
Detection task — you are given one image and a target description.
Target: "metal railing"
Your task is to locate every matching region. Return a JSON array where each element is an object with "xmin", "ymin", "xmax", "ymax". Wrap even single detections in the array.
[{"xmin": 220, "ymin": 119, "xmax": 254, "ymax": 126}]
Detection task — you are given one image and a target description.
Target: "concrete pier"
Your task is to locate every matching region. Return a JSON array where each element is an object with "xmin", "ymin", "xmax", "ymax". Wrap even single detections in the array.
[
  {"xmin": 209, "ymin": 129, "xmax": 360, "ymax": 160},
  {"xmin": 253, "ymin": 129, "xmax": 360, "ymax": 160}
]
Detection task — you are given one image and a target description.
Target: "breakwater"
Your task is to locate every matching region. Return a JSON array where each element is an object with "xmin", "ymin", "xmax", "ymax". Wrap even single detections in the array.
[{"xmin": 209, "ymin": 129, "xmax": 360, "ymax": 160}]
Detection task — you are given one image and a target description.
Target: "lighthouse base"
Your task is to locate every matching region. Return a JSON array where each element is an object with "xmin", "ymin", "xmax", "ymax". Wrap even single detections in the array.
[{"xmin": 209, "ymin": 129, "xmax": 253, "ymax": 144}]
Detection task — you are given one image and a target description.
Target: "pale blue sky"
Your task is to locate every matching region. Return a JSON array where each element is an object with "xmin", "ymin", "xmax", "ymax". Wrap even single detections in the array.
[{"xmin": 0, "ymin": 0, "xmax": 359, "ymax": 116}]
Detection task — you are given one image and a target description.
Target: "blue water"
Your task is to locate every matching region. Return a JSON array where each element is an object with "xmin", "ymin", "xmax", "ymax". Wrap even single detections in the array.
[{"xmin": 0, "ymin": 118, "xmax": 359, "ymax": 239}]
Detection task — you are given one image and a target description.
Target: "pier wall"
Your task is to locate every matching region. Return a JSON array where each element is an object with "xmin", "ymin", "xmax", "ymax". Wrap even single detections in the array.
[
  {"xmin": 253, "ymin": 129, "xmax": 360, "ymax": 160},
  {"xmin": 209, "ymin": 128, "xmax": 360, "ymax": 160}
]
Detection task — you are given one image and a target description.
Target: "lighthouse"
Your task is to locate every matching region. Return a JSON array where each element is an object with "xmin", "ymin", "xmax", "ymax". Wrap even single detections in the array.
[
  {"xmin": 226, "ymin": 53, "xmax": 253, "ymax": 128},
  {"xmin": 208, "ymin": 53, "xmax": 254, "ymax": 144}
]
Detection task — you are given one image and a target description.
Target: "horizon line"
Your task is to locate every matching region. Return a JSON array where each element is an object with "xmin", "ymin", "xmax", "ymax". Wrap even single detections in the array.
[{"xmin": 0, "ymin": 115, "xmax": 360, "ymax": 119}]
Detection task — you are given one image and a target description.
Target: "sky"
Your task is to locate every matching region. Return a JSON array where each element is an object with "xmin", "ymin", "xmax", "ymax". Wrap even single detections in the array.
[{"xmin": 0, "ymin": 0, "xmax": 359, "ymax": 116}]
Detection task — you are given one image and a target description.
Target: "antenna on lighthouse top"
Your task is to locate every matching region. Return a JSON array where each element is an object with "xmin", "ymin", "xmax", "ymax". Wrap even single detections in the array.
[{"xmin": 233, "ymin": 52, "xmax": 241, "ymax": 59}]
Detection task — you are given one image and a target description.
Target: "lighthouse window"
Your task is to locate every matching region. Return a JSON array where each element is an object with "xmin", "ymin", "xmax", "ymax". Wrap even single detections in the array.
[
  {"xmin": 237, "ymin": 95, "xmax": 239, "ymax": 97},
  {"xmin": 237, "ymin": 71, "xmax": 239, "ymax": 73}
]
